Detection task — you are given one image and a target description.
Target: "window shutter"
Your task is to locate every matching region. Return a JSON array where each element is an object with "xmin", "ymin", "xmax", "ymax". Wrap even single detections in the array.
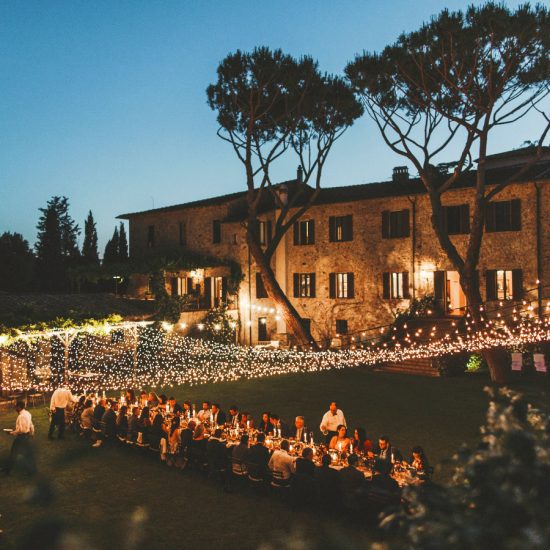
[
  {"xmin": 309, "ymin": 220, "xmax": 315, "ymax": 244},
  {"xmin": 329, "ymin": 217, "xmax": 336, "ymax": 242},
  {"xmin": 511, "ymin": 199, "xmax": 522, "ymax": 231},
  {"xmin": 293, "ymin": 222, "xmax": 299, "ymax": 245},
  {"xmin": 329, "ymin": 273, "xmax": 336, "ymax": 298},
  {"xmin": 346, "ymin": 215, "xmax": 353, "ymax": 241},
  {"xmin": 382, "ymin": 272, "xmax": 390, "ymax": 299},
  {"xmin": 403, "ymin": 210, "xmax": 410, "ymax": 237},
  {"xmin": 221, "ymin": 277, "xmax": 228, "ymax": 302},
  {"xmin": 293, "ymin": 274, "xmax": 300, "ymax": 298},
  {"xmin": 204, "ymin": 277, "xmax": 212, "ymax": 308},
  {"xmin": 485, "ymin": 270, "xmax": 497, "ymax": 301},
  {"xmin": 186, "ymin": 278, "xmax": 193, "ymax": 295},
  {"xmin": 486, "ymin": 203, "xmax": 496, "ymax": 232},
  {"xmin": 310, "ymin": 273, "xmax": 316, "ymax": 298},
  {"xmin": 170, "ymin": 277, "xmax": 178, "ymax": 296},
  {"xmin": 512, "ymin": 269, "xmax": 523, "ymax": 300},
  {"xmin": 347, "ymin": 273, "xmax": 355, "ymax": 298},
  {"xmin": 382, "ymin": 211, "xmax": 390, "ymax": 238},
  {"xmin": 433, "ymin": 271, "xmax": 446, "ymax": 302},
  {"xmin": 460, "ymin": 205, "xmax": 470, "ymax": 233},
  {"xmin": 402, "ymin": 271, "xmax": 410, "ymax": 298}
]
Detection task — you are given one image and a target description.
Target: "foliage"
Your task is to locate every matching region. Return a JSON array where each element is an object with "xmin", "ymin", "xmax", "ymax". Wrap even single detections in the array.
[
  {"xmin": 394, "ymin": 295, "xmax": 440, "ymax": 323},
  {"xmin": 466, "ymin": 353, "xmax": 488, "ymax": 373},
  {"xmin": 0, "ymin": 231, "xmax": 36, "ymax": 291},
  {"xmin": 190, "ymin": 304, "xmax": 239, "ymax": 344},
  {"xmin": 433, "ymin": 352, "xmax": 468, "ymax": 377},
  {"xmin": 103, "ymin": 225, "xmax": 120, "ymax": 265},
  {"xmin": 35, "ymin": 196, "xmax": 81, "ymax": 291},
  {"xmin": 82, "ymin": 210, "xmax": 99, "ymax": 265},
  {"xmin": 118, "ymin": 222, "xmax": 129, "ymax": 261},
  {"xmin": 383, "ymin": 387, "xmax": 550, "ymax": 549}
]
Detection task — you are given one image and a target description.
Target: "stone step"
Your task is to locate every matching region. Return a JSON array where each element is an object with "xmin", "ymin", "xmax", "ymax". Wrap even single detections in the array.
[{"xmin": 381, "ymin": 357, "xmax": 440, "ymax": 377}]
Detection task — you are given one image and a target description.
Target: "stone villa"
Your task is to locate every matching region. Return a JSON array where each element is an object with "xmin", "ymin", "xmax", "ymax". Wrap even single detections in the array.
[{"xmin": 118, "ymin": 148, "xmax": 550, "ymax": 347}]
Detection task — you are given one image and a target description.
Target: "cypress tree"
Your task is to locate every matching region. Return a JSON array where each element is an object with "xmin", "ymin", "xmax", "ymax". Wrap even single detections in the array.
[
  {"xmin": 118, "ymin": 222, "xmax": 128, "ymax": 261},
  {"xmin": 103, "ymin": 226, "xmax": 120, "ymax": 265},
  {"xmin": 82, "ymin": 210, "xmax": 99, "ymax": 265}
]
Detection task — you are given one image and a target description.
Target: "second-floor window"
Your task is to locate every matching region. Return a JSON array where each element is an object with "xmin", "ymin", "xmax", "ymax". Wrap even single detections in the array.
[
  {"xmin": 256, "ymin": 272, "xmax": 268, "ymax": 299},
  {"xmin": 293, "ymin": 220, "xmax": 315, "ymax": 245},
  {"xmin": 443, "ymin": 204, "xmax": 470, "ymax": 235},
  {"xmin": 382, "ymin": 209, "xmax": 410, "ymax": 238},
  {"xmin": 382, "ymin": 272, "xmax": 410, "ymax": 299},
  {"xmin": 293, "ymin": 273, "xmax": 316, "ymax": 298},
  {"xmin": 147, "ymin": 225, "xmax": 155, "ymax": 248},
  {"xmin": 486, "ymin": 269, "xmax": 523, "ymax": 301},
  {"xmin": 329, "ymin": 272, "xmax": 355, "ymax": 298},
  {"xmin": 329, "ymin": 215, "xmax": 353, "ymax": 242},
  {"xmin": 179, "ymin": 221, "xmax": 186, "ymax": 246},
  {"xmin": 486, "ymin": 199, "xmax": 521, "ymax": 232},
  {"xmin": 213, "ymin": 220, "xmax": 222, "ymax": 244},
  {"xmin": 257, "ymin": 220, "xmax": 272, "ymax": 246}
]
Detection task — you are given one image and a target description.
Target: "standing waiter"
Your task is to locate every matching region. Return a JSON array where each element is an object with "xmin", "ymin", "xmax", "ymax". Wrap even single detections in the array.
[
  {"xmin": 6, "ymin": 400, "xmax": 35, "ymax": 475},
  {"xmin": 48, "ymin": 385, "xmax": 75, "ymax": 440}
]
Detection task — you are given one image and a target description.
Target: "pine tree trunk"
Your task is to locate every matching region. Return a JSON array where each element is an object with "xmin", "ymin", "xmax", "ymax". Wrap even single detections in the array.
[
  {"xmin": 460, "ymin": 270, "xmax": 509, "ymax": 384},
  {"xmin": 247, "ymin": 235, "xmax": 318, "ymax": 350}
]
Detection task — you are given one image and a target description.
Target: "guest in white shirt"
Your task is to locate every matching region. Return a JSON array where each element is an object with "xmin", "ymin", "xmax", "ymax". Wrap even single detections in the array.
[
  {"xmin": 197, "ymin": 401, "xmax": 211, "ymax": 423},
  {"xmin": 320, "ymin": 401, "xmax": 347, "ymax": 445},
  {"xmin": 49, "ymin": 385, "xmax": 76, "ymax": 440},
  {"xmin": 6, "ymin": 401, "xmax": 35, "ymax": 475},
  {"xmin": 268, "ymin": 440, "xmax": 296, "ymax": 484}
]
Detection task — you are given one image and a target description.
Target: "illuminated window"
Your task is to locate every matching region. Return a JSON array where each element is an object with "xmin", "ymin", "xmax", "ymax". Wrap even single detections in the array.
[{"xmin": 496, "ymin": 270, "xmax": 514, "ymax": 300}]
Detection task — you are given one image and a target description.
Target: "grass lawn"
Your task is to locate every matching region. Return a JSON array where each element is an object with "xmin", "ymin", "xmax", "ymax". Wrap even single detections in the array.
[{"xmin": 1, "ymin": 368, "xmax": 548, "ymax": 549}]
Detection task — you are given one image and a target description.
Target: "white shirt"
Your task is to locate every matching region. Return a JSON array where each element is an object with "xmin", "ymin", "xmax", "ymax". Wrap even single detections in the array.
[
  {"xmin": 268, "ymin": 449, "xmax": 296, "ymax": 480},
  {"xmin": 50, "ymin": 387, "xmax": 75, "ymax": 410},
  {"xmin": 319, "ymin": 409, "xmax": 346, "ymax": 434},
  {"xmin": 197, "ymin": 409, "xmax": 211, "ymax": 422},
  {"xmin": 13, "ymin": 409, "xmax": 34, "ymax": 436}
]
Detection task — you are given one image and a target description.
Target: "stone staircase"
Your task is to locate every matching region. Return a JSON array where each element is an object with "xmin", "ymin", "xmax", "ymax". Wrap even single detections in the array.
[{"xmin": 378, "ymin": 317, "xmax": 460, "ymax": 377}]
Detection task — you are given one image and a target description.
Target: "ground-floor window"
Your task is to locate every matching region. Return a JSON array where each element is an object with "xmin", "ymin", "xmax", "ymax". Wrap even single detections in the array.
[{"xmin": 335, "ymin": 319, "xmax": 348, "ymax": 335}]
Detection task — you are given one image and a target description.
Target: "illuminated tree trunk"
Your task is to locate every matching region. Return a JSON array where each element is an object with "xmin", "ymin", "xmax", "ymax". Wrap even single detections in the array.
[{"xmin": 247, "ymin": 233, "xmax": 317, "ymax": 350}]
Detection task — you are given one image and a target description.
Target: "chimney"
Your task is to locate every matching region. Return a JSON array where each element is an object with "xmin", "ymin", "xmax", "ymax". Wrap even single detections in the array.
[
  {"xmin": 392, "ymin": 166, "xmax": 409, "ymax": 183},
  {"xmin": 297, "ymin": 165, "xmax": 303, "ymax": 183}
]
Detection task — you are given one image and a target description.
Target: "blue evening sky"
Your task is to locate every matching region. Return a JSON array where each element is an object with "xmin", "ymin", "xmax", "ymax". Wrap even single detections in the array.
[{"xmin": 0, "ymin": 0, "xmax": 543, "ymax": 252}]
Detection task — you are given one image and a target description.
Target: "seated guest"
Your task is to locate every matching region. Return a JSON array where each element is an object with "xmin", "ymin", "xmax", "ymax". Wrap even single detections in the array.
[
  {"xmin": 183, "ymin": 400, "xmax": 192, "ymax": 419},
  {"xmin": 372, "ymin": 435, "xmax": 401, "ymax": 464},
  {"xmin": 93, "ymin": 399, "xmax": 106, "ymax": 432},
  {"xmin": 269, "ymin": 414, "xmax": 290, "ymax": 438},
  {"xmin": 329, "ymin": 425, "xmax": 351, "ymax": 453},
  {"xmin": 231, "ymin": 434, "xmax": 250, "ymax": 473},
  {"xmin": 71, "ymin": 396, "xmax": 86, "ymax": 431},
  {"xmin": 369, "ymin": 458, "xmax": 400, "ymax": 499},
  {"xmin": 239, "ymin": 411, "xmax": 253, "ymax": 430},
  {"xmin": 125, "ymin": 389, "xmax": 136, "ymax": 405},
  {"xmin": 137, "ymin": 406, "xmax": 151, "ymax": 445},
  {"xmin": 257, "ymin": 411, "xmax": 271, "ymax": 433},
  {"xmin": 93, "ymin": 401, "xmax": 118, "ymax": 447},
  {"xmin": 247, "ymin": 433, "xmax": 270, "ymax": 480},
  {"xmin": 315, "ymin": 453, "xmax": 341, "ymax": 506},
  {"xmin": 158, "ymin": 394, "xmax": 168, "ymax": 407},
  {"xmin": 116, "ymin": 405, "xmax": 129, "ymax": 440},
  {"xmin": 167, "ymin": 396, "xmax": 178, "ymax": 413},
  {"xmin": 293, "ymin": 416, "xmax": 309, "ymax": 443},
  {"xmin": 197, "ymin": 401, "xmax": 211, "ymax": 422},
  {"xmin": 149, "ymin": 410, "xmax": 166, "ymax": 451},
  {"xmin": 139, "ymin": 391, "xmax": 148, "ymax": 407},
  {"xmin": 268, "ymin": 439, "xmax": 296, "ymax": 482},
  {"xmin": 228, "ymin": 405, "xmax": 241, "ymax": 428},
  {"xmin": 147, "ymin": 392, "xmax": 159, "ymax": 408},
  {"xmin": 352, "ymin": 427, "xmax": 372, "ymax": 454},
  {"xmin": 127, "ymin": 406, "xmax": 140, "ymax": 443},
  {"xmin": 80, "ymin": 399, "xmax": 95, "ymax": 437},
  {"xmin": 339, "ymin": 454, "xmax": 365, "ymax": 511},
  {"xmin": 295, "ymin": 447, "xmax": 315, "ymax": 477},
  {"xmin": 211, "ymin": 403, "xmax": 226, "ymax": 426},
  {"xmin": 206, "ymin": 428, "xmax": 227, "ymax": 472},
  {"xmin": 407, "ymin": 446, "xmax": 430, "ymax": 473}
]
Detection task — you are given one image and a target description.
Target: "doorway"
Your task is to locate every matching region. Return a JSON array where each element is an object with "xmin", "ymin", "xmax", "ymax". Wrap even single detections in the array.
[{"xmin": 434, "ymin": 270, "xmax": 467, "ymax": 314}]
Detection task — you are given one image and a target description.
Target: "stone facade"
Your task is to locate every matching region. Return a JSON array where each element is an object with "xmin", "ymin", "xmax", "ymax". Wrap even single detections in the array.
[{"xmin": 119, "ymin": 151, "xmax": 550, "ymax": 346}]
